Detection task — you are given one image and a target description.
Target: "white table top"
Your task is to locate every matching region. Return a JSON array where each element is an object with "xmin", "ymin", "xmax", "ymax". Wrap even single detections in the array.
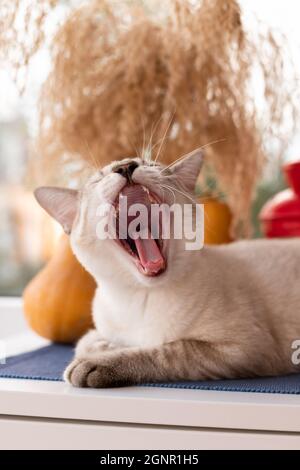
[{"xmin": 1, "ymin": 297, "xmax": 300, "ymax": 433}]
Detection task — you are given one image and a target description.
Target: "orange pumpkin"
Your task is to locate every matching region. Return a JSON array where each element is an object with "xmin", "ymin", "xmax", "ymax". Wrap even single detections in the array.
[
  {"xmin": 23, "ymin": 234, "xmax": 96, "ymax": 343},
  {"xmin": 200, "ymin": 197, "xmax": 232, "ymax": 245}
]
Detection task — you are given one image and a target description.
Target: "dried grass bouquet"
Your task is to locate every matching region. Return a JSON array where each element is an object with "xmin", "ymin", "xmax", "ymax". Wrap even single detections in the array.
[{"xmin": 1, "ymin": 0, "xmax": 298, "ymax": 235}]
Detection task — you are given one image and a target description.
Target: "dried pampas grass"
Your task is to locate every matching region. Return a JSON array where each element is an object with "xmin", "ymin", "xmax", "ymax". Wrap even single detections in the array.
[
  {"xmin": 1, "ymin": 0, "xmax": 298, "ymax": 235},
  {"xmin": 0, "ymin": 0, "xmax": 56, "ymax": 90}
]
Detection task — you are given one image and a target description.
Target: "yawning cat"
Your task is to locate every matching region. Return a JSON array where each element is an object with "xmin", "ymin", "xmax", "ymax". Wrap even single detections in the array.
[{"xmin": 35, "ymin": 150, "xmax": 300, "ymax": 387}]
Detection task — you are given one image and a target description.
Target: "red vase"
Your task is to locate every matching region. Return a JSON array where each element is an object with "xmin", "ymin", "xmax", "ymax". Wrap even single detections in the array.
[{"xmin": 260, "ymin": 161, "xmax": 300, "ymax": 238}]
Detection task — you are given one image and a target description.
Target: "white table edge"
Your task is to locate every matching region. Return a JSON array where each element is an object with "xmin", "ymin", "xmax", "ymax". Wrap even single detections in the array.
[{"xmin": 0, "ymin": 297, "xmax": 300, "ymax": 434}]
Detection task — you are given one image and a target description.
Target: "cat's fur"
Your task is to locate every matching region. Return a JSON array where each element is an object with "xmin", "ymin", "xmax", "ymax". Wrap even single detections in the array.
[{"xmin": 35, "ymin": 152, "xmax": 300, "ymax": 387}]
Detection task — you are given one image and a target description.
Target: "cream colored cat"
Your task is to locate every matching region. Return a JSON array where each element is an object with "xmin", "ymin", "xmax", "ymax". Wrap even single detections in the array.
[{"xmin": 35, "ymin": 151, "xmax": 300, "ymax": 388}]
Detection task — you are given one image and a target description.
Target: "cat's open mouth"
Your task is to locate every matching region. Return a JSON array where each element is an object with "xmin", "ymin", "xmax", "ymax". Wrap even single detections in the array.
[{"xmin": 114, "ymin": 184, "xmax": 166, "ymax": 277}]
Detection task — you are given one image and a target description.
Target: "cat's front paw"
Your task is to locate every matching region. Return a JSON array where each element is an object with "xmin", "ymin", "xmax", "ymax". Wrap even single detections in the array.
[{"xmin": 64, "ymin": 357, "xmax": 122, "ymax": 388}]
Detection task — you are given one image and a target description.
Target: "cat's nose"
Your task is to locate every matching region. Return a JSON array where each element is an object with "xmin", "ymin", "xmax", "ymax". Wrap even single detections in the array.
[{"xmin": 113, "ymin": 161, "xmax": 139, "ymax": 183}]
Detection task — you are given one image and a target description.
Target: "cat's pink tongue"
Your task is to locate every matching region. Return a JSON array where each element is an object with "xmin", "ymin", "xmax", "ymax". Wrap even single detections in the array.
[{"xmin": 134, "ymin": 229, "xmax": 165, "ymax": 275}]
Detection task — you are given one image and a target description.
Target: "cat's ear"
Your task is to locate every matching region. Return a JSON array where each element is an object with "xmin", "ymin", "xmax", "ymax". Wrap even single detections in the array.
[
  {"xmin": 34, "ymin": 187, "xmax": 79, "ymax": 234},
  {"xmin": 170, "ymin": 149, "xmax": 203, "ymax": 192}
]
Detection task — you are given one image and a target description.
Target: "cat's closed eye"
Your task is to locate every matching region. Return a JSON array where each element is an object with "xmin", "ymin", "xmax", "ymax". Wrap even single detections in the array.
[
  {"xmin": 147, "ymin": 161, "xmax": 160, "ymax": 167},
  {"xmin": 141, "ymin": 161, "xmax": 161, "ymax": 170}
]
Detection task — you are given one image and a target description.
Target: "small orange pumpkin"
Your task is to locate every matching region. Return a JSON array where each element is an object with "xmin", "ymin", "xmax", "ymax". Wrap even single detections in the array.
[
  {"xmin": 23, "ymin": 234, "xmax": 96, "ymax": 343},
  {"xmin": 200, "ymin": 197, "xmax": 232, "ymax": 245}
]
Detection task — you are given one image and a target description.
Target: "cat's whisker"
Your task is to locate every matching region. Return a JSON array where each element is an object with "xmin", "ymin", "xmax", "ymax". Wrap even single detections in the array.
[
  {"xmin": 140, "ymin": 115, "xmax": 147, "ymax": 162},
  {"xmin": 157, "ymin": 183, "xmax": 167, "ymax": 203},
  {"xmin": 128, "ymin": 136, "xmax": 140, "ymax": 160},
  {"xmin": 154, "ymin": 109, "xmax": 176, "ymax": 163},
  {"xmin": 161, "ymin": 182, "xmax": 197, "ymax": 204},
  {"xmin": 145, "ymin": 114, "xmax": 164, "ymax": 162},
  {"xmin": 83, "ymin": 139, "xmax": 101, "ymax": 169},
  {"xmin": 160, "ymin": 184, "xmax": 176, "ymax": 204},
  {"xmin": 145, "ymin": 122, "xmax": 154, "ymax": 162},
  {"xmin": 160, "ymin": 138, "xmax": 227, "ymax": 174},
  {"xmin": 150, "ymin": 134, "xmax": 171, "ymax": 154}
]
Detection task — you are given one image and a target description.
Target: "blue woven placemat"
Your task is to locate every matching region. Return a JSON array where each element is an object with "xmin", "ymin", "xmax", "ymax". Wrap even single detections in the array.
[{"xmin": 1, "ymin": 343, "xmax": 300, "ymax": 393}]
